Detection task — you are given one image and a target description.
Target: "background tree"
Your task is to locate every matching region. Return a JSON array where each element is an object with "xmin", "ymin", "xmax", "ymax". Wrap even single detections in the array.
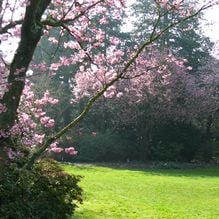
[
  {"xmin": 69, "ymin": 48, "xmax": 219, "ymax": 162},
  {"xmin": 130, "ymin": 0, "xmax": 214, "ymax": 72}
]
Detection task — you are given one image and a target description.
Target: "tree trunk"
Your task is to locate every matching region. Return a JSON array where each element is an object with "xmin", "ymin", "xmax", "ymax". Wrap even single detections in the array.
[
  {"xmin": 205, "ymin": 115, "xmax": 213, "ymax": 140},
  {"xmin": 202, "ymin": 114, "xmax": 214, "ymax": 162},
  {"xmin": 0, "ymin": 0, "xmax": 51, "ymax": 177},
  {"xmin": 0, "ymin": 144, "xmax": 7, "ymax": 180},
  {"xmin": 0, "ymin": 0, "xmax": 51, "ymax": 130}
]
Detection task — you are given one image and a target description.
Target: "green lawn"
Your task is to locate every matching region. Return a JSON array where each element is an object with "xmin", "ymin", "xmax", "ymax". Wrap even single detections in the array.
[{"xmin": 63, "ymin": 164, "xmax": 219, "ymax": 219}]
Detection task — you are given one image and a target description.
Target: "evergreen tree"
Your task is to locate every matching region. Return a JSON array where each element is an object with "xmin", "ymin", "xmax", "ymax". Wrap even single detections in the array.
[{"xmin": 130, "ymin": 0, "xmax": 214, "ymax": 72}]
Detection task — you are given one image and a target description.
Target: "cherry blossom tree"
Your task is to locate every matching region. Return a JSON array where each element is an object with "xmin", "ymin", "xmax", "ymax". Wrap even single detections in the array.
[
  {"xmin": 0, "ymin": 0, "xmax": 217, "ymax": 174},
  {"xmin": 80, "ymin": 50, "xmax": 219, "ymax": 161}
]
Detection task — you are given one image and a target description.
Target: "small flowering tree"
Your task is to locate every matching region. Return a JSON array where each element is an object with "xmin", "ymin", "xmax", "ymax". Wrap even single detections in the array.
[{"xmin": 0, "ymin": 0, "xmax": 217, "ymax": 174}]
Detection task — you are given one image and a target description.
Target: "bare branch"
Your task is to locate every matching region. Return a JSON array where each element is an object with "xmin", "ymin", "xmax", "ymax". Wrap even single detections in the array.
[
  {"xmin": 41, "ymin": 0, "xmax": 104, "ymax": 27},
  {"xmin": 0, "ymin": 19, "xmax": 23, "ymax": 34}
]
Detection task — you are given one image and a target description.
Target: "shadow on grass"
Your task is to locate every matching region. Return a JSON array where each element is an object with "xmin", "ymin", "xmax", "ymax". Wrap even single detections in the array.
[{"xmin": 65, "ymin": 162, "xmax": 219, "ymax": 178}]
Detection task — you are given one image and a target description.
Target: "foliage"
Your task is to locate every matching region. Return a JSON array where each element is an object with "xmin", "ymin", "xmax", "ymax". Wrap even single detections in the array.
[
  {"xmin": 0, "ymin": 159, "xmax": 83, "ymax": 219},
  {"xmin": 70, "ymin": 96, "xmax": 204, "ymax": 162},
  {"xmin": 149, "ymin": 121, "xmax": 202, "ymax": 161},
  {"xmin": 57, "ymin": 130, "xmax": 130, "ymax": 162},
  {"xmin": 64, "ymin": 164, "xmax": 219, "ymax": 219}
]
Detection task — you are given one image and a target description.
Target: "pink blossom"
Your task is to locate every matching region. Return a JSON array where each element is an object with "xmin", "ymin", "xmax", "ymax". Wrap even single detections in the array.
[
  {"xmin": 40, "ymin": 116, "xmax": 50, "ymax": 125},
  {"xmin": 50, "ymin": 142, "xmax": 59, "ymax": 148},
  {"xmin": 116, "ymin": 92, "xmax": 123, "ymax": 98},
  {"xmin": 96, "ymin": 30, "xmax": 105, "ymax": 42},
  {"xmin": 6, "ymin": 148, "xmax": 23, "ymax": 160},
  {"xmin": 109, "ymin": 37, "xmax": 120, "ymax": 46},
  {"xmin": 60, "ymin": 57, "xmax": 71, "ymax": 66},
  {"xmin": 50, "ymin": 63, "xmax": 60, "ymax": 71},
  {"xmin": 44, "ymin": 119, "xmax": 55, "ymax": 128},
  {"xmin": 34, "ymin": 134, "xmax": 45, "ymax": 144},
  {"xmin": 0, "ymin": 103, "xmax": 7, "ymax": 113},
  {"xmin": 91, "ymin": 132, "xmax": 97, "ymax": 136},
  {"xmin": 187, "ymin": 66, "xmax": 193, "ymax": 70},
  {"xmin": 100, "ymin": 16, "xmax": 108, "ymax": 24},
  {"xmin": 65, "ymin": 147, "xmax": 78, "ymax": 155},
  {"xmin": 48, "ymin": 98, "xmax": 59, "ymax": 104},
  {"xmin": 35, "ymin": 99, "xmax": 46, "ymax": 106},
  {"xmin": 50, "ymin": 147, "xmax": 63, "ymax": 153},
  {"xmin": 48, "ymin": 37, "xmax": 58, "ymax": 44}
]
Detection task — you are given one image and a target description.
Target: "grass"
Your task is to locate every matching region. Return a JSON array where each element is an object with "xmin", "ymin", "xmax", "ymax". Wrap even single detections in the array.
[{"xmin": 62, "ymin": 163, "xmax": 219, "ymax": 219}]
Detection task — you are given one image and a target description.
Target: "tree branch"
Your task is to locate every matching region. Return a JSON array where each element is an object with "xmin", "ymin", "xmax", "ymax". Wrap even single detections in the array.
[
  {"xmin": 0, "ymin": 19, "xmax": 23, "ymax": 34},
  {"xmin": 41, "ymin": 0, "xmax": 104, "ymax": 27},
  {"xmin": 23, "ymin": 3, "xmax": 215, "ymax": 168}
]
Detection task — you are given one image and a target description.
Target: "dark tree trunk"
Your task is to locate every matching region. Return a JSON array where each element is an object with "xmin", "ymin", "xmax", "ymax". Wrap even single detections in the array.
[
  {"xmin": 202, "ymin": 110, "xmax": 218, "ymax": 162},
  {"xmin": 206, "ymin": 115, "xmax": 213, "ymax": 139},
  {"xmin": 0, "ymin": 0, "xmax": 51, "ymax": 176},
  {"xmin": 0, "ymin": 143, "xmax": 7, "ymax": 180},
  {"xmin": 0, "ymin": 0, "xmax": 51, "ymax": 130}
]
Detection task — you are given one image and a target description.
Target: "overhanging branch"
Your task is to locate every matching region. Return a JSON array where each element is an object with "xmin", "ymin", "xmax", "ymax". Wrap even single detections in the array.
[{"xmin": 23, "ymin": 3, "xmax": 215, "ymax": 168}]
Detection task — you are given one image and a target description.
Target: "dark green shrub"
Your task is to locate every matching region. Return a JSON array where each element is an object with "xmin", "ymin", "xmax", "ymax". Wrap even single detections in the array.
[
  {"xmin": 71, "ymin": 131, "xmax": 129, "ymax": 162},
  {"xmin": 212, "ymin": 140, "xmax": 219, "ymax": 162},
  {"xmin": 151, "ymin": 142, "xmax": 184, "ymax": 161},
  {"xmin": 0, "ymin": 159, "xmax": 83, "ymax": 219},
  {"xmin": 150, "ymin": 121, "xmax": 202, "ymax": 161}
]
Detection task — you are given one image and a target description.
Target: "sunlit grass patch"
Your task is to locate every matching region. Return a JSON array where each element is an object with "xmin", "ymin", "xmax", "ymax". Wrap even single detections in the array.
[{"xmin": 63, "ymin": 164, "xmax": 219, "ymax": 219}]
